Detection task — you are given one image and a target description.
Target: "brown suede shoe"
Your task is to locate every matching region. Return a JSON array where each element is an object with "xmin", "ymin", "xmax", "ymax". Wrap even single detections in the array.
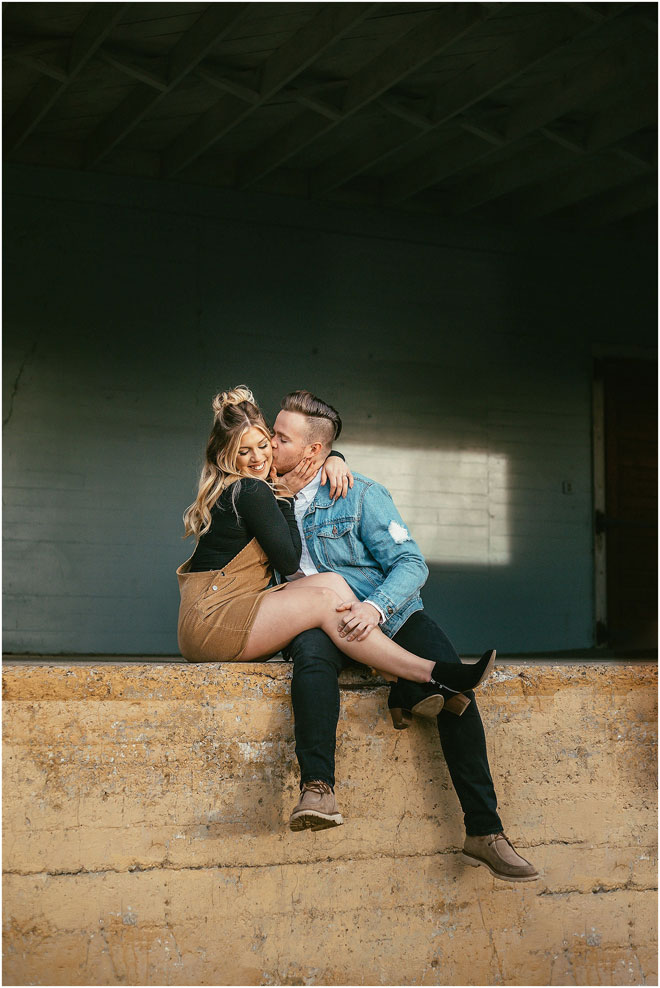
[
  {"xmin": 462, "ymin": 832, "xmax": 539, "ymax": 882},
  {"xmin": 289, "ymin": 780, "xmax": 343, "ymax": 832}
]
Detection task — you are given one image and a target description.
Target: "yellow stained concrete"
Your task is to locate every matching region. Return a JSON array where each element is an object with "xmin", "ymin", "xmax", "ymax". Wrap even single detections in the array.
[{"xmin": 2, "ymin": 661, "xmax": 657, "ymax": 986}]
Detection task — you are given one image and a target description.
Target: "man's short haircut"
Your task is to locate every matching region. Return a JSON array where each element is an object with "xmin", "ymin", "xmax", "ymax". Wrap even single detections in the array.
[{"xmin": 280, "ymin": 390, "xmax": 342, "ymax": 449}]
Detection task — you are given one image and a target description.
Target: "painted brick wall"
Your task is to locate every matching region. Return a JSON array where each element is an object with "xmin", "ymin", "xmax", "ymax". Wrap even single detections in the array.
[{"xmin": 3, "ymin": 165, "xmax": 656, "ymax": 654}]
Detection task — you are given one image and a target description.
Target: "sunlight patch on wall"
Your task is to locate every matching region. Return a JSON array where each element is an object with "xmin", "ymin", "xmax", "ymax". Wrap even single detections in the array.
[{"xmin": 339, "ymin": 443, "xmax": 510, "ymax": 565}]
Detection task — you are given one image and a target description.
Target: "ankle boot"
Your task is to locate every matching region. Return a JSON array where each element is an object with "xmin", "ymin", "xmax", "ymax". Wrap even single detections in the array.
[
  {"xmin": 388, "ymin": 679, "xmax": 444, "ymax": 729},
  {"xmin": 431, "ymin": 649, "xmax": 496, "ymax": 693},
  {"xmin": 388, "ymin": 679, "xmax": 470, "ymax": 729}
]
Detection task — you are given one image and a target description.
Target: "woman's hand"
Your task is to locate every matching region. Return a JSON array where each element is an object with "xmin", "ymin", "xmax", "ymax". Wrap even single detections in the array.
[
  {"xmin": 322, "ymin": 455, "xmax": 354, "ymax": 501},
  {"xmin": 335, "ymin": 600, "xmax": 380, "ymax": 642},
  {"xmin": 277, "ymin": 456, "xmax": 321, "ymax": 496}
]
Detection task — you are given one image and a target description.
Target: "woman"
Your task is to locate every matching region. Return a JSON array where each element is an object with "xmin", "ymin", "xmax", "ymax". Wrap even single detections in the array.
[{"xmin": 177, "ymin": 387, "xmax": 495, "ymax": 694}]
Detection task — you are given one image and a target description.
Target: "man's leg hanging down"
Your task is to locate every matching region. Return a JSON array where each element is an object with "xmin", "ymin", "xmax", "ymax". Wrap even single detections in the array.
[{"xmin": 393, "ymin": 610, "xmax": 503, "ymax": 836}]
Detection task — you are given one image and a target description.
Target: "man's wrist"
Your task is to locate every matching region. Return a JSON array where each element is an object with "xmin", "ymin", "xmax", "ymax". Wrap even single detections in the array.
[{"xmin": 365, "ymin": 599, "xmax": 386, "ymax": 624}]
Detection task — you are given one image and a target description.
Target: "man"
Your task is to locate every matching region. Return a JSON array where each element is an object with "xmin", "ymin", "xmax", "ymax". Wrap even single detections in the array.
[{"xmin": 271, "ymin": 390, "xmax": 538, "ymax": 883}]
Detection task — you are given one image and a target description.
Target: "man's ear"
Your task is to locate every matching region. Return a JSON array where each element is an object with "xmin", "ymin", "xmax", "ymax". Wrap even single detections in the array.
[{"xmin": 306, "ymin": 441, "xmax": 324, "ymax": 461}]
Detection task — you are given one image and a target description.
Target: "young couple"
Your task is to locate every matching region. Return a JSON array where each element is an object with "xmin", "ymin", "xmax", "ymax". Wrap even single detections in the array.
[{"xmin": 177, "ymin": 386, "xmax": 538, "ymax": 883}]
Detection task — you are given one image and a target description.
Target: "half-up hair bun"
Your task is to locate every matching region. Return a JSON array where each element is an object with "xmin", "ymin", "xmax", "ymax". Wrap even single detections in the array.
[
  {"xmin": 212, "ymin": 386, "xmax": 256, "ymax": 416},
  {"xmin": 183, "ymin": 385, "xmax": 273, "ymax": 539}
]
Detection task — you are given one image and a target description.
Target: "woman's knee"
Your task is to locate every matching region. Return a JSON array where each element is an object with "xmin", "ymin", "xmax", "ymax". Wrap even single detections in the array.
[
  {"xmin": 309, "ymin": 585, "xmax": 343, "ymax": 619},
  {"xmin": 319, "ymin": 572, "xmax": 352, "ymax": 597}
]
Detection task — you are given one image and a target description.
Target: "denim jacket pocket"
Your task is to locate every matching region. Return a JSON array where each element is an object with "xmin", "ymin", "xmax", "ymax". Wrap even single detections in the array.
[{"xmin": 316, "ymin": 520, "xmax": 356, "ymax": 568}]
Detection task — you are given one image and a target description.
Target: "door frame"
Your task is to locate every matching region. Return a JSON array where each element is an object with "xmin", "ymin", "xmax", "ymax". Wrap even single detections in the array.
[{"xmin": 591, "ymin": 345, "xmax": 657, "ymax": 647}]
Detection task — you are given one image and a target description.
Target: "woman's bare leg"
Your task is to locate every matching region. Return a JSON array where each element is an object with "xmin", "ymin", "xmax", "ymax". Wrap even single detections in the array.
[
  {"xmin": 276, "ymin": 574, "xmax": 397, "ymax": 680},
  {"xmin": 240, "ymin": 573, "xmax": 435, "ymax": 682}
]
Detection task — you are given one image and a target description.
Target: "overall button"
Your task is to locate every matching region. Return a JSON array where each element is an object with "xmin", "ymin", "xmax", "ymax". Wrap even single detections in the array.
[{"xmin": 387, "ymin": 606, "xmax": 394, "ymax": 614}]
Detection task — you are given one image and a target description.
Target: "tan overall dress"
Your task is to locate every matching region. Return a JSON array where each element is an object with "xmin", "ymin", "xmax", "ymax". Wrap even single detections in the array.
[{"xmin": 176, "ymin": 537, "xmax": 286, "ymax": 661}]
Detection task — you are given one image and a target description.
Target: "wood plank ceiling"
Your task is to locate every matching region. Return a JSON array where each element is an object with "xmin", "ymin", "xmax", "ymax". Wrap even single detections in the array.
[{"xmin": 3, "ymin": 2, "xmax": 657, "ymax": 236}]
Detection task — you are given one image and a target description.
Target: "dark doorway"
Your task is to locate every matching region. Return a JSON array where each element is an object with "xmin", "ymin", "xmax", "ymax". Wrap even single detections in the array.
[{"xmin": 595, "ymin": 357, "xmax": 657, "ymax": 652}]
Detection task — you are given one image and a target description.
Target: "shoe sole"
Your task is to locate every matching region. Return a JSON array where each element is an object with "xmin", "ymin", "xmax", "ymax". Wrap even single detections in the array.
[
  {"xmin": 289, "ymin": 811, "xmax": 343, "ymax": 832},
  {"xmin": 390, "ymin": 696, "xmax": 444, "ymax": 729},
  {"xmin": 411, "ymin": 695, "xmax": 445, "ymax": 719},
  {"xmin": 392, "ymin": 691, "xmax": 470, "ymax": 728},
  {"xmin": 471, "ymin": 649, "xmax": 496, "ymax": 690},
  {"xmin": 461, "ymin": 851, "xmax": 539, "ymax": 882}
]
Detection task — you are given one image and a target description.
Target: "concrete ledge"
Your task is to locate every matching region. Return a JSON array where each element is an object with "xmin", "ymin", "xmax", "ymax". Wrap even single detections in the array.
[{"xmin": 3, "ymin": 662, "xmax": 657, "ymax": 986}]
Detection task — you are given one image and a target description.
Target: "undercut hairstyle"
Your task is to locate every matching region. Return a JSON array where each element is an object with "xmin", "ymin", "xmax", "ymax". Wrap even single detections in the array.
[{"xmin": 280, "ymin": 390, "xmax": 342, "ymax": 451}]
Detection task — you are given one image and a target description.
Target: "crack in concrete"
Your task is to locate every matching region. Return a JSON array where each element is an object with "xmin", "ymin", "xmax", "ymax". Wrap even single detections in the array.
[
  {"xmin": 538, "ymin": 884, "xmax": 657, "ymax": 896},
  {"xmin": 477, "ymin": 895, "xmax": 504, "ymax": 984},
  {"xmin": 3, "ymin": 339, "xmax": 38, "ymax": 428},
  {"xmin": 4, "ymin": 852, "xmax": 658, "ymax": 894}
]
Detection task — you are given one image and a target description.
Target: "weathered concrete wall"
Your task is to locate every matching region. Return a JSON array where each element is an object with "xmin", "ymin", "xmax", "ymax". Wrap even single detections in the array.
[
  {"xmin": 3, "ymin": 164, "xmax": 657, "ymax": 655},
  {"xmin": 3, "ymin": 660, "xmax": 657, "ymax": 986}
]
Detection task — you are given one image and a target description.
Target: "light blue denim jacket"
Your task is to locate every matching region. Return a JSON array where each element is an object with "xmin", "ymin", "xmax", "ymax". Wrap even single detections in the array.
[{"xmin": 300, "ymin": 472, "xmax": 428, "ymax": 637}]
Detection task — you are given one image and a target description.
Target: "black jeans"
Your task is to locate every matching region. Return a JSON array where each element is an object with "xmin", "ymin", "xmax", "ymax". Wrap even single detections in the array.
[{"xmin": 286, "ymin": 610, "xmax": 503, "ymax": 837}]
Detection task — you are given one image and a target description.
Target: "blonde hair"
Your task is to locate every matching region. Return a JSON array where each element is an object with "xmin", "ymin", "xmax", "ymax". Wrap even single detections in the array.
[{"xmin": 183, "ymin": 386, "xmax": 272, "ymax": 539}]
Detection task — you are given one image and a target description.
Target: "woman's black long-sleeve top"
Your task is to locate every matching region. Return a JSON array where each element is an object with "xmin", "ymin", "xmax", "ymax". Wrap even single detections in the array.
[{"xmin": 188, "ymin": 478, "xmax": 302, "ymax": 575}]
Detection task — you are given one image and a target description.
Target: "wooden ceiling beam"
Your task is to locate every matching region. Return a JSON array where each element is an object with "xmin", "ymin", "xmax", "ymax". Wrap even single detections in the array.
[
  {"xmin": 83, "ymin": 4, "xmax": 251, "ymax": 167},
  {"xmin": 341, "ymin": 4, "xmax": 612, "ymax": 202},
  {"xmin": 194, "ymin": 65, "xmax": 260, "ymax": 105},
  {"xmin": 566, "ymin": 3, "xmax": 610, "ymax": 25},
  {"xmin": 565, "ymin": 3, "xmax": 635, "ymax": 25},
  {"xmin": 390, "ymin": 128, "xmax": 497, "ymax": 205},
  {"xmin": 448, "ymin": 138, "xmax": 577, "ymax": 215},
  {"xmin": 4, "ymin": 5, "xmax": 127, "ymax": 155},
  {"xmin": 309, "ymin": 104, "xmax": 511, "ymax": 200},
  {"xmin": 289, "ymin": 92, "xmax": 343, "ymax": 122},
  {"xmin": 166, "ymin": 5, "xmax": 246, "ymax": 87},
  {"xmin": 4, "ymin": 40, "xmax": 69, "ymax": 83},
  {"xmin": 568, "ymin": 173, "xmax": 658, "ymax": 227},
  {"xmin": 503, "ymin": 31, "xmax": 653, "ymax": 141},
  {"xmin": 541, "ymin": 80, "xmax": 656, "ymax": 158},
  {"xmin": 342, "ymin": 3, "xmax": 485, "ymax": 117},
  {"xmin": 457, "ymin": 115, "xmax": 505, "ymax": 147},
  {"xmin": 380, "ymin": 99, "xmax": 506, "ymax": 143},
  {"xmin": 377, "ymin": 96, "xmax": 434, "ymax": 132},
  {"xmin": 97, "ymin": 49, "xmax": 169, "ymax": 92},
  {"xmin": 161, "ymin": 3, "xmax": 375, "ymax": 179},
  {"xmin": 313, "ymin": 119, "xmax": 423, "ymax": 200},
  {"xmin": 585, "ymin": 81, "xmax": 657, "ymax": 152},
  {"xmin": 239, "ymin": 3, "xmax": 486, "ymax": 189},
  {"xmin": 68, "ymin": 5, "xmax": 124, "ymax": 77},
  {"xmin": 611, "ymin": 132, "xmax": 657, "ymax": 169},
  {"xmin": 383, "ymin": 23, "xmax": 651, "ymax": 202},
  {"xmin": 194, "ymin": 67, "xmax": 342, "ymax": 120},
  {"xmin": 539, "ymin": 123, "xmax": 586, "ymax": 154},
  {"xmin": 447, "ymin": 81, "xmax": 656, "ymax": 216},
  {"xmin": 257, "ymin": 4, "xmax": 372, "ymax": 104},
  {"xmin": 9, "ymin": 54, "xmax": 68, "ymax": 83},
  {"xmin": 500, "ymin": 150, "xmax": 651, "ymax": 221},
  {"xmin": 428, "ymin": 7, "xmax": 590, "ymax": 129}
]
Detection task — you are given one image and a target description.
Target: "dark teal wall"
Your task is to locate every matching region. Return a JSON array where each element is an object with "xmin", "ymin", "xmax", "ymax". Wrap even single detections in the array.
[{"xmin": 3, "ymin": 165, "xmax": 656, "ymax": 654}]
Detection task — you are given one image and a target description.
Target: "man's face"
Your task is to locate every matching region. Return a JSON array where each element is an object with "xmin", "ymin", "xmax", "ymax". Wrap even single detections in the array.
[{"xmin": 271, "ymin": 409, "xmax": 311, "ymax": 474}]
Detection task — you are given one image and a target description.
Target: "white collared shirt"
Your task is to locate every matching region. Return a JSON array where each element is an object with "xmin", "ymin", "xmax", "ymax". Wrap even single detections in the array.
[
  {"xmin": 289, "ymin": 469, "xmax": 323, "ymax": 578},
  {"xmin": 286, "ymin": 468, "xmax": 385, "ymax": 625}
]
